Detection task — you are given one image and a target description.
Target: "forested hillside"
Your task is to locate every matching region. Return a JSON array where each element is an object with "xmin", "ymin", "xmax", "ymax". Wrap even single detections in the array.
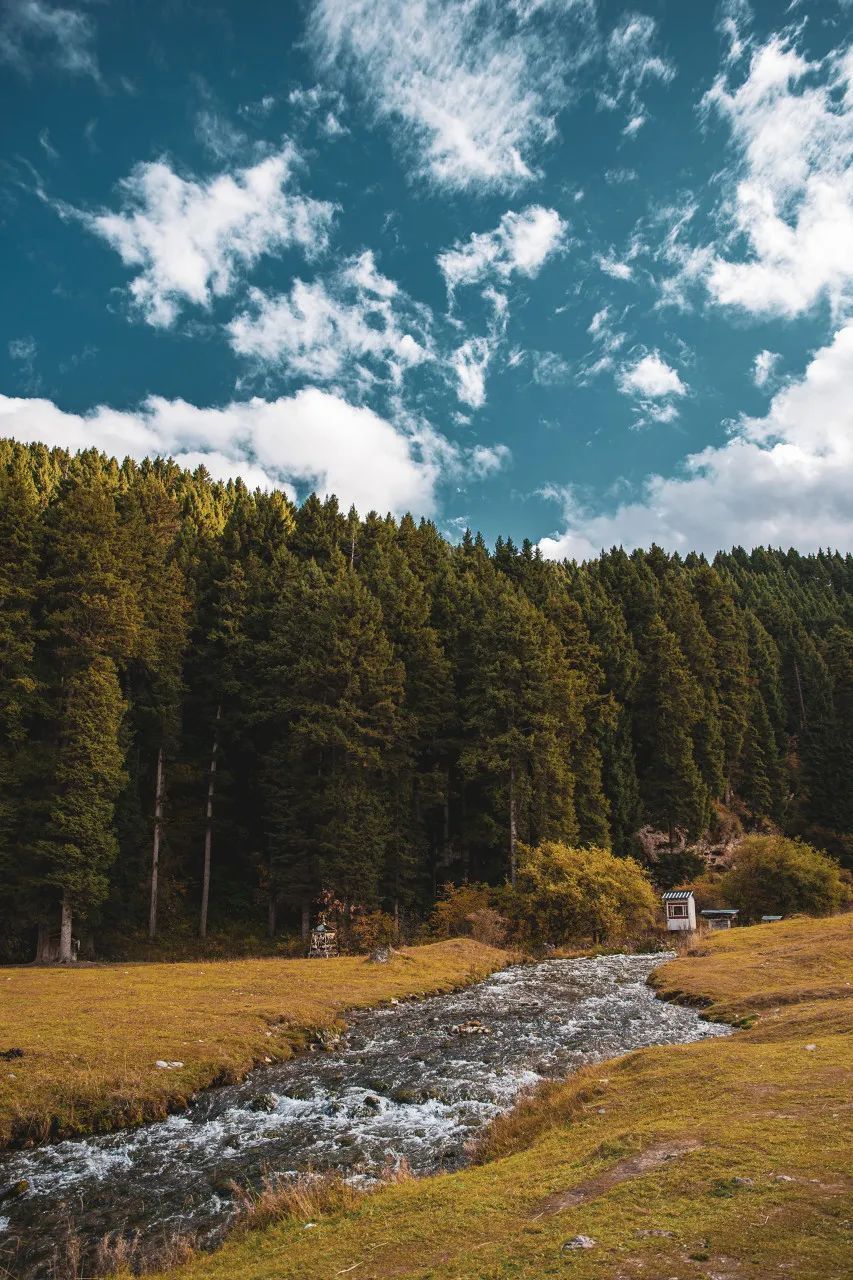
[{"xmin": 1, "ymin": 439, "xmax": 851, "ymax": 961}]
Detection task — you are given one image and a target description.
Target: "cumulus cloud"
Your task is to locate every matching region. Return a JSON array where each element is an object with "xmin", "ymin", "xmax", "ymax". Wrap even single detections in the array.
[
  {"xmin": 452, "ymin": 337, "xmax": 494, "ymax": 408},
  {"xmin": 539, "ymin": 324, "xmax": 853, "ymax": 560},
  {"xmin": 227, "ymin": 251, "xmax": 431, "ymax": 392},
  {"xmin": 618, "ymin": 352, "xmax": 686, "ymax": 398},
  {"xmin": 308, "ymin": 0, "xmax": 596, "ymax": 190},
  {"xmin": 0, "ymin": 388, "xmax": 509, "ymax": 517},
  {"xmin": 752, "ymin": 349, "xmax": 780, "ymax": 389},
  {"xmin": 596, "ymin": 253, "xmax": 634, "ymax": 281},
  {"xmin": 80, "ymin": 146, "xmax": 335, "ymax": 327},
  {"xmin": 469, "ymin": 442, "xmax": 512, "ymax": 477},
  {"xmin": 661, "ymin": 32, "xmax": 853, "ymax": 318},
  {"xmin": 437, "ymin": 205, "xmax": 566, "ymax": 294},
  {"xmin": 0, "ymin": 0, "xmax": 100, "ymax": 80}
]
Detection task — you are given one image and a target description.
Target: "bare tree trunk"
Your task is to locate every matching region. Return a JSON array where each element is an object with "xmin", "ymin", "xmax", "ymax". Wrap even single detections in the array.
[
  {"xmin": 301, "ymin": 899, "xmax": 311, "ymax": 943},
  {"xmin": 149, "ymin": 746, "xmax": 165, "ymax": 941},
  {"xmin": 393, "ymin": 897, "xmax": 400, "ymax": 941},
  {"xmin": 267, "ymin": 892, "xmax": 277, "ymax": 938},
  {"xmin": 793, "ymin": 659, "xmax": 807, "ymax": 729},
  {"xmin": 59, "ymin": 891, "xmax": 73, "ymax": 963},
  {"xmin": 199, "ymin": 705, "xmax": 221, "ymax": 939},
  {"xmin": 35, "ymin": 923, "xmax": 50, "ymax": 963},
  {"xmin": 509, "ymin": 761, "xmax": 518, "ymax": 887}
]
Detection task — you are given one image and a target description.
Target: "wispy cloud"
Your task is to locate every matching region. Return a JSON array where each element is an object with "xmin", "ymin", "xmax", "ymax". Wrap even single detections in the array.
[
  {"xmin": 227, "ymin": 251, "xmax": 431, "ymax": 391},
  {"xmin": 77, "ymin": 146, "xmax": 335, "ymax": 327},
  {"xmin": 701, "ymin": 35, "xmax": 853, "ymax": 318},
  {"xmin": 308, "ymin": 0, "xmax": 597, "ymax": 190},
  {"xmin": 657, "ymin": 29, "xmax": 853, "ymax": 319},
  {"xmin": 0, "ymin": 0, "xmax": 100, "ymax": 80},
  {"xmin": 452, "ymin": 337, "xmax": 494, "ymax": 409},
  {"xmin": 752, "ymin": 349, "xmax": 780, "ymax": 389},
  {"xmin": 438, "ymin": 205, "xmax": 567, "ymax": 296},
  {"xmin": 598, "ymin": 12, "xmax": 675, "ymax": 134}
]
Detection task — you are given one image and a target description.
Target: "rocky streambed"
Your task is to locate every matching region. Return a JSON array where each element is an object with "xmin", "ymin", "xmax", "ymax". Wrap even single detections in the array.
[{"xmin": 0, "ymin": 953, "xmax": 729, "ymax": 1277}]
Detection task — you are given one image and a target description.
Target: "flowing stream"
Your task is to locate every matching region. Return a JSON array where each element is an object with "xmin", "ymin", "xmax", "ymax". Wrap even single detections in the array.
[{"xmin": 0, "ymin": 953, "xmax": 728, "ymax": 1277}]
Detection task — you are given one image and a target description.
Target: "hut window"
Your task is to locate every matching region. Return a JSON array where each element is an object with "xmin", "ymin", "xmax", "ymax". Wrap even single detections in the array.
[{"xmin": 667, "ymin": 902, "xmax": 687, "ymax": 918}]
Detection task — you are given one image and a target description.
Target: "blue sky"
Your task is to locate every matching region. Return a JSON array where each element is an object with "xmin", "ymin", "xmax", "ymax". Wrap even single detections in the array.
[{"xmin": 2, "ymin": 0, "xmax": 852, "ymax": 556}]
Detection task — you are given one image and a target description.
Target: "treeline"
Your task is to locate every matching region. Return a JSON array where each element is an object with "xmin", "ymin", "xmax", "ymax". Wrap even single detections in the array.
[{"xmin": 1, "ymin": 439, "xmax": 851, "ymax": 960}]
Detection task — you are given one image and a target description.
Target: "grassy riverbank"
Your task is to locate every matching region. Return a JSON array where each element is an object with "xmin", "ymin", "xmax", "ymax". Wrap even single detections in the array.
[
  {"xmin": 0, "ymin": 940, "xmax": 507, "ymax": 1148},
  {"xmin": 147, "ymin": 915, "xmax": 852, "ymax": 1280}
]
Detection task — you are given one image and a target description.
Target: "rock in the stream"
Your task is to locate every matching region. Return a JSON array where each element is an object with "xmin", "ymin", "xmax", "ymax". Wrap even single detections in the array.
[
  {"xmin": 0, "ymin": 1179, "xmax": 28, "ymax": 1203},
  {"xmin": 451, "ymin": 1019, "xmax": 491, "ymax": 1035},
  {"xmin": 247, "ymin": 1093, "xmax": 278, "ymax": 1114}
]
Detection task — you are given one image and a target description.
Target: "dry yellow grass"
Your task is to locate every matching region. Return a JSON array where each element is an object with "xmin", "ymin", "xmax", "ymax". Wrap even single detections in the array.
[
  {"xmin": 0, "ymin": 939, "xmax": 507, "ymax": 1147},
  {"xmin": 143, "ymin": 915, "xmax": 853, "ymax": 1280}
]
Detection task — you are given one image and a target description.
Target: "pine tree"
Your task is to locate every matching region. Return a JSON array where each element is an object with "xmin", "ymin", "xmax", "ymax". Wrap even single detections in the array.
[
  {"xmin": 35, "ymin": 656, "xmax": 127, "ymax": 960},
  {"xmin": 633, "ymin": 613, "xmax": 709, "ymax": 843}
]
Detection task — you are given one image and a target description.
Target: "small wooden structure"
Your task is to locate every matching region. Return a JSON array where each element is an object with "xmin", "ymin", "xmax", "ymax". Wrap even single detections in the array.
[
  {"xmin": 308, "ymin": 919, "xmax": 338, "ymax": 959},
  {"xmin": 700, "ymin": 908, "xmax": 739, "ymax": 931},
  {"xmin": 761, "ymin": 914, "xmax": 783, "ymax": 924},
  {"xmin": 662, "ymin": 889, "xmax": 696, "ymax": 932}
]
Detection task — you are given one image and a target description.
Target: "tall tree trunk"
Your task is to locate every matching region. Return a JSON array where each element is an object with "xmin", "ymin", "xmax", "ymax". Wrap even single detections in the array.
[
  {"xmin": 58, "ymin": 891, "xmax": 73, "ymax": 963},
  {"xmin": 300, "ymin": 899, "xmax": 311, "ymax": 943},
  {"xmin": 149, "ymin": 746, "xmax": 165, "ymax": 940},
  {"xmin": 509, "ymin": 760, "xmax": 518, "ymax": 887},
  {"xmin": 199, "ymin": 704, "xmax": 221, "ymax": 939},
  {"xmin": 793, "ymin": 659, "xmax": 807, "ymax": 729},
  {"xmin": 267, "ymin": 891, "xmax": 277, "ymax": 938},
  {"xmin": 35, "ymin": 922, "xmax": 50, "ymax": 963},
  {"xmin": 393, "ymin": 897, "xmax": 400, "ymax": 941}
]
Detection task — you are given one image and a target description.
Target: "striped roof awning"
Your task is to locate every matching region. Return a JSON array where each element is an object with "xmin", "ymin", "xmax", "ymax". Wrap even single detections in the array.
[{"xmin": 661, "ymin": 890, "xmax": 694, "ymax": 901}]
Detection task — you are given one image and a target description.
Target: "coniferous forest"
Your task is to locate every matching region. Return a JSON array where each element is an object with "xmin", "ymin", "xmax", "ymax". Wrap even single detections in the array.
[{"xmin": 1, "ymin": 438, "xmax": 852, "ymax": 962}]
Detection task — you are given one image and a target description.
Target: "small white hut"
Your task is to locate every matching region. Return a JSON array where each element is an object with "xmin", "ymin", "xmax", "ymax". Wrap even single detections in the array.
[{"xmin": 661, "ymin": 889, "xmax": 696, "ymax": 932}]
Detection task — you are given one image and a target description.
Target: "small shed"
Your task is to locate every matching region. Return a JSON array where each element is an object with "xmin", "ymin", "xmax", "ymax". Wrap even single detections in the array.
[
  {"xmin": 662, "ymin": 890, "xmax": 696, "ymax": 932},
  {"xmin": 761, "ymin": 914, "xmax": 783, "ymax": 923},
  {"xmin": 700, "ymin": 908, "xmax": 739, "ymax": 931},
  {"xmin": 308, "ymin": 919, "xmax": 339, "ymax": 959}
]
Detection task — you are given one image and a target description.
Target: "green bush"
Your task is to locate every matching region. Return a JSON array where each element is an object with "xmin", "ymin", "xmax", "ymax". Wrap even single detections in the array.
[{"xmin": 721, "ymin": 835, "xmax": 849, "ymax": 922}]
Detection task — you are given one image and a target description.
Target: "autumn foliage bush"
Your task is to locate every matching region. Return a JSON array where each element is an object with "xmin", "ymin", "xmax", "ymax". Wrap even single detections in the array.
[
  {"xmin": 429, "ymin": 842, "xmax": 659, "ymax": 948},
  {"xmin": 720, "ymin": 834, "xmax": 849, "ymax": 922}
]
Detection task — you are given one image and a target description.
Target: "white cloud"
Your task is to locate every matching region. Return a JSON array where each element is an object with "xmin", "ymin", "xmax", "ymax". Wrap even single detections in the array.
[
  {"xmin": 0, "ymin": 387, "xmax": 505, "ymax": 517},
  {"xmin": 469, "ymin": 443, "xmax": 512, "ymax": 477},
  {"xmin": 227, "ymin": 251, "xmax": 431, "ymax": 389},
  {"xmin": 8, "ymin": 337, "xmax": 37, "ymax": 362},
  {"xmin": 695, "ymin": 34, "xmax": 853, "ymax": 318},
  {"xmin": 438, "ymin": 205, "xmax": 566, "ymax": 293},
  {"xmin": 0, "ymin": 0, "xmax": 100, "ymax": 80},
  {"xmin": 308, "ymin": 0, "xmax": 596, "ymax": 190},
  {"xmin": 194, "ymin": 110, "xmax": 248, "ymax": 162},
  {"xmin": 752, "ymin": 349, "xmax": 780, "ymax": 389},
  {"xmin": 540, "ymin": 324, "xmax": 853, "ymax": 560},
  {"xmin": 599, "ymin": 13, "xmax": 675, "ymax": 129},
  {"xmin": 452, "ymin": 338, "xmax": 493, "ymax": 408},
  {"xmin": 81, "ymin": 147, "xmax": 335, "ymax": 327},
  {"xmin": 717, "ymin": 0, "xmax": 752, "ymax": 65},
  {"xmin": 531, "ymin": 350, "xmax": 572, "ymax": 384},
  {"xmin": 617, "ymin": 352, "xmax": 686, "ymax": 398},
  {"xmin": 597, "ymin": 254, "xmax": 633, "ymax": 280}
]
